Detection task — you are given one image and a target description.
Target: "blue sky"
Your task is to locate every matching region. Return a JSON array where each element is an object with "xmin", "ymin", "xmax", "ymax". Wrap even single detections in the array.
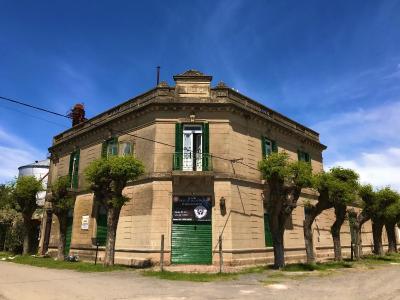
[{"xmin": 1, "ymin": 0, "xmax": 400, "ymax": 189}]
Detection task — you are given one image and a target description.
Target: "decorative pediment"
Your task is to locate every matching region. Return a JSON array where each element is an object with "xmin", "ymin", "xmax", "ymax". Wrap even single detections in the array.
[{"xmin": 173, "ymin": 69, "xmax": 212, "ymax": 82}]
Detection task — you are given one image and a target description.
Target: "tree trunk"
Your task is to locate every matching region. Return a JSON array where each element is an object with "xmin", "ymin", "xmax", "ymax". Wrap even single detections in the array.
[
  {"xmin": 352, "ymin": 211, "xmax": 370, "ymax": 260},
  {"xmin": 331, "ymin": 204, "xmax": 346, "ymax": 261},
  {"xmin": 22, "ymin": 214, "xmax": 33, "ymax": 255},
  {"xmin": 303, "ymin": 211, "xmax": 315, "ymax": 264},
  {"xmin": 270, "ymin": 213, "xmax": 285, "ymax": 269},
  {"xmin": 303, "ymin": 193, "xmax": 332, "ymax": 264},
  {"xmin": 372, "ymin": 220, "xmax": 384, "ymax": 255},
  {"xmin": 103, "ymin": 206, "xmax": 122, "ymax": 266},
  {"xmin": 56, "ymin": 212, "xmax": 67, "ymax": 260},
  {"xmin": 385, "ymin": 222, "xmax": 397, "ymax": 253}
]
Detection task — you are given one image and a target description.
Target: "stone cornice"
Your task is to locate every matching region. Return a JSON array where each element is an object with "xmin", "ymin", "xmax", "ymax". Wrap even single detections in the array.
[{"xmin": 50, "ymin": 86, "xmax": 326, "ymax": 153}]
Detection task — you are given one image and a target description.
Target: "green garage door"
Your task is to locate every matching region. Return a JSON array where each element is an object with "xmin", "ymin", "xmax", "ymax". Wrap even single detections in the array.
[
  {"xmin": 171, "ymin": 221, "xmax": 212, "ymax": 264},
  {"xmin": 65, "ymin": 216, "xmax": 73, "ymax": 255}
]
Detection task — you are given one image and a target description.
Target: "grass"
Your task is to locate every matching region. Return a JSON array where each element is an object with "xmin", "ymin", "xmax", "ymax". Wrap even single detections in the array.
[
  {"xmin": 142, "ymin": 265, "xmax": 268, "ymax": 282},
  {"xmin": 355, "ymin": 253, "xmax": 400, "ymax": 266},
  {"xmin": 282, "ymin": 261, "xmax": 353, "ymax": 272},
  {"xmin": 2, "ymin": 250, "xmax": 400, "ymax": 280},
  {"xmin": 0, "ymin": 252, "xmax": 130, "ymax": 272},
  {"xmin": 142, "ymin": 270, "xmax": 238, "ymax": 282}
]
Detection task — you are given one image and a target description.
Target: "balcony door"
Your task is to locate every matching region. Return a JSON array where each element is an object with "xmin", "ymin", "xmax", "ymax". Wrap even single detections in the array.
[{"xmin": 183, "ymin": 125, "xmax": 202, "ymax": 171}]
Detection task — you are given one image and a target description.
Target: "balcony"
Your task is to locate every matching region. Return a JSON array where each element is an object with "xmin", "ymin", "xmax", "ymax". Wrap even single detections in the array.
[{"xmin": 172, "ymin": 152, "xmax": 213, "ymax": 172}]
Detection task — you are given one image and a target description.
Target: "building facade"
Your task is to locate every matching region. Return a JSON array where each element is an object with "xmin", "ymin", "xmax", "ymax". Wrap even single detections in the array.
[{"xmin": 43, "ymin": 70, "xmax": 381, "ymax": 265}]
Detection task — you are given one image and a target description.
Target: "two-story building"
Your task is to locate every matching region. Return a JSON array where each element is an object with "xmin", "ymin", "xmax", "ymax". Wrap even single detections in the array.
[{"xmin": 42, "ymin": 70, "xmax": 378, "ymax": 265}]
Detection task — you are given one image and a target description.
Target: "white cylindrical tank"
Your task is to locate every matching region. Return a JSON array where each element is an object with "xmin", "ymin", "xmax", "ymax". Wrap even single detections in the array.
[{"xmin": 18, "ymin": 159, "xmax": 50, "ymax": 207}]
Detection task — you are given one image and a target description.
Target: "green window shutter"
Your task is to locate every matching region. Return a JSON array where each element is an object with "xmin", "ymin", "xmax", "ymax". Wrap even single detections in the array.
[
  {"xmin": 101, "ymin": 142, "xmax": 107, "ymax": 158},
  {"xmin": 72, "ymin": 150, "xmax": 80, "ymax": 189},
  {"xmin": 202, "ymin": 123, "xmax": 210, "ymax": 170},
  {"xmin": 175, "ymin": 123, "xmax": 183, "ymax": 153},
  {"xmin": 261, "ymin": 136, "xmax": 266, "ymax": 158},
  {"xmin": 272, "ymin": 140, "xmax": 278, "ymax": 153},
  {"xmin": 297, "ymin": 150, "xmax": 301, "ymax": 161},
  {"xmin": 306, "ymin": 153, "xmax": 311, "ymax": 163},
  {"xmin": 264, "ymin": 213, "xmax": 273, "ymax": 247},
  {"xmin": 68, "ymin": 152, "xmax": 75, "ymax": 185},
  {"xmin": 174, "ymin": 123, "xmax": 183, "ymax": 170}
]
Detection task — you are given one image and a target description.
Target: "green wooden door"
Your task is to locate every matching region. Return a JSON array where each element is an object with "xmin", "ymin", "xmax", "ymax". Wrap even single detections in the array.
[
  {"xmin": 171, "ymin": 221, "xmax": 212, "ymax": 264},
  {"xmin": 65, "ymin": 216, "xmax": 73, "ymax": 255}
]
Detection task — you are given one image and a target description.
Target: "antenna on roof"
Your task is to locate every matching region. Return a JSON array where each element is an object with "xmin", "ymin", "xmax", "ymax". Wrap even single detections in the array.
[{"xmin": 156, "ymin": 66, "xmax": 160, "ymax": 86}]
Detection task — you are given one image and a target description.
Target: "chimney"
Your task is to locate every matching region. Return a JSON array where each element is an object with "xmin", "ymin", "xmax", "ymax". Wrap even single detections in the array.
[{"xmin": 69, "ymin": 103, "xmax": 86, "ymax": 126}]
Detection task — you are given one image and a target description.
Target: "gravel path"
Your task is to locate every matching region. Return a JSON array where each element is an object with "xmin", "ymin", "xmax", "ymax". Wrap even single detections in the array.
[{"xmin": 0, "ymin": 262, "xmax": 399, "ymax": 299}]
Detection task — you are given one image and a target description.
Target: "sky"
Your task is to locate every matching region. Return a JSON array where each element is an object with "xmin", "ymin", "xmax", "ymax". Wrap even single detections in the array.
[{"xmin": 0, "ymin": 0, "xmax": 400, "ymax": 189}]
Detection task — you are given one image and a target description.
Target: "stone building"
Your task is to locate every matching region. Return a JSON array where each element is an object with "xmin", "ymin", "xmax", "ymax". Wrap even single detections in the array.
[{"xmin": 42, "ymin": 70, "xmax": 380, "ymax": 265}]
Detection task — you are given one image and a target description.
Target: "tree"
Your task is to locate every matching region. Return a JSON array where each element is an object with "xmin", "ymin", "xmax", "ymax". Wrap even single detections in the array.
[
  {"xmin": 48, "ymin": 176, "xmax": 75, "ymax": 260},
  {"xmin": 12, "ymin": 176, "xmax": 43, "ymax": 255},
  {"xmin": 303, "ymin": 172, "xmax": 333, "ymax": 264},
  {"xmin": 258, "ymin": 152, "xmax": 313, "ymax": 268},
  {"xmin": 0, "ymin": 184, "xmax": 14, "ymax": 250},
  {"xmin": 85, "ymin": 155, "xmax": 144, "ymax": 266},
  {"xmin": 378, "ymin": 187, "xmax": 400, "ymax": 254},
  {"xmin": 303, "ymin": 167, "xmax": 359, "ymax": 263},
  {"xmin": 348, "ymin": 184, "xmax": 376, "ymax": 260},
  {"xmin": 328, "ymin": 167, "xmax": 359, "ymax": 261}
]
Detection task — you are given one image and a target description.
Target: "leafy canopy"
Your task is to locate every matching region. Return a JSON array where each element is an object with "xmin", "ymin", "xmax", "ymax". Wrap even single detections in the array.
[
  {"xmin": 312, "ymin": 167, "xmax": 359, "ymax": 205},
  {"xmin": 50, "ymin": 176, "xmax": 75, "ymax": 212},
  {"xmin": 258, "ymin": 152, "xmax": 313, "ymax": 188},
  {"xmin": 12, "ymin": 176, "xmax": 43, "ymax": 215},
  {"xmin": 376, "ymin": 187, "xmax": 400, "ymax": 222},
  {"xmin": 85, "ymin": 156, "xmax": 145, "ymax": 208},
  {"xmin": 0, "ymin": 184, "xmax": 13, "ymax": 210}
]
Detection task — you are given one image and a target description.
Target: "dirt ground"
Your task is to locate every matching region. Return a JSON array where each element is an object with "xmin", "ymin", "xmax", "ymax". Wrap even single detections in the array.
[{"xmin": 0, "ymin": 261, "xmax": 400, "ymax": 300}]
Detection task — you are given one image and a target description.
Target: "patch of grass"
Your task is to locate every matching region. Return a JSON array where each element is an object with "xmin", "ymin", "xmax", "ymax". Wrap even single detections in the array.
[
  {"xmin": 142, "ymin": 270, "xmax": 238, "ymax": 282},
  {"xmin": 0, "ymin": 251, "xmax": 12, "ymax": 258},
  {"xmin": 357, "ymin": 253, "xmax": 400, "ymax": 265},
  {"xmin": 2, "ymin": 255, "xmax": 130, "ymax": 272},
  {"xmin": 282, "ymin": 261, "xmax": 353, "ymax": 272},
  {"xmin": 141, "ymin": 265, "xmax": 269, "ymax": 282}
]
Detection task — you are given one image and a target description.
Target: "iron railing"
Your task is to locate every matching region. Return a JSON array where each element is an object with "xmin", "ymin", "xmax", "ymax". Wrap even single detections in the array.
[{"xmin": 172, "ymin": 152, "xmax": 212, "ymax": 171}]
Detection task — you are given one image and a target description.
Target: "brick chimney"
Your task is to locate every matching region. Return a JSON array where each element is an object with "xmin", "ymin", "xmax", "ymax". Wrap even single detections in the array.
[{"xmin": 69, "ymin": 103, "xmax": 86, "ymax": 126}]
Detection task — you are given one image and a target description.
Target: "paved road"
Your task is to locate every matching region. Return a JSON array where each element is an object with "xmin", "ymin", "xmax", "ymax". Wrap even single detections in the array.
[{"xmin": 0, "ymin": 262, "xmax": 400, "ymax": 300}]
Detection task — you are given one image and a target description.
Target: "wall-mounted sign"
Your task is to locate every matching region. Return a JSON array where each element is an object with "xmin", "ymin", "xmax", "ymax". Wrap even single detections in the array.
[
  {"xmin": 81, "ymin": 215, "xmax": 89, "ymax": 230},
  {"xmin": 172, "ymin": 196, "xmax": 212, "ymax": 222}
]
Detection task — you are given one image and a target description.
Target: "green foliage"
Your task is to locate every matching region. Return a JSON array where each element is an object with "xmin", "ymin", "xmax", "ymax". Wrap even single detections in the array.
[
  {"xmin": 359, "ymin": 184, "xmax": 375, "ymax": 208},
  {"xmin": 50, "ymin": 176, "xmax": 74, "ymax": 212},
  {"xmin": 12, "ymin": 176, "xmax": 43, "ymax": 215},
  {"xmin": 85, "ymin": 156, "xmax": 145, "ymax": 208},
  {"xmin": 0, "ymin": 184, "xmax": 13, "ymax": 210},
  {"xmin": 2, "ymin": 214, "xmax": 24, "ymax": 253},
  {"xmin": 376, "ymin": 187, "xmax": 400, "ymax": 223},
  {"xmin": 312, "ymin": 167, "xmax": 359, "ymax": 205},
  {"xmin": 258, "ymin": 152, "xmax": 313, "ymax": 188}
]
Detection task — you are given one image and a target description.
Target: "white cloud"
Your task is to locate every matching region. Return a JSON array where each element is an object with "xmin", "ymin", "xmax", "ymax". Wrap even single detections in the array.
[
  {"xmin": 0, "ymin": 127, "xmax": 45, "ymax": 183},
  {"xmin": 314, "ymin": 101, "xmax": 400, "ymax": 161},
  {"xmin": 314, "ymin": 101, "xmax": 400, "ymax": 191},
  {"xmin": 328, "ymin": 147, "xmax": 400, "ymax": 191}
]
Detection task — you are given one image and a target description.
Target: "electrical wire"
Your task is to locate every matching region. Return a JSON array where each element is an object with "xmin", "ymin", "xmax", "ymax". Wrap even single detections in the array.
[
  {"xmin": 0, "ymin": 104, "xmax": 69, "ymax": 128},
  {"xmin": 0, "ymin": 94, "xmax": 260, "ymax": 171},
  {"xmin": 0, "ymin": 96, "xmax": 70, "ymax": 119}
]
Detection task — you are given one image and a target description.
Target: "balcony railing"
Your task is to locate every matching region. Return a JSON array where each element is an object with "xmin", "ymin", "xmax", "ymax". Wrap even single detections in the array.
[{"xmin": 172, "ymin": 152, "xmax": 213, "ymax": 171}]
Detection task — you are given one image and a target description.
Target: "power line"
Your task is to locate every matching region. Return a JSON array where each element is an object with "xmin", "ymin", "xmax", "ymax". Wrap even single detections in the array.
[
  {"xmin": 0, "ymin": 94, "xmax": 260, "ymax": 171},
  {"xmin": 0, "ymin": 96, "xmax": 70, "ymax": 119},
  {"xmin": 0, "ymin": 104, "xmax": 69, "ymax": 128}
]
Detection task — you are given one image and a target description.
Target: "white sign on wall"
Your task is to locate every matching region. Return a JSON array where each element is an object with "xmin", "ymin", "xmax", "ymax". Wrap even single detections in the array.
[{"xmin": 81, "ymin": 215, "xmax": 89, "ymax": 230}]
